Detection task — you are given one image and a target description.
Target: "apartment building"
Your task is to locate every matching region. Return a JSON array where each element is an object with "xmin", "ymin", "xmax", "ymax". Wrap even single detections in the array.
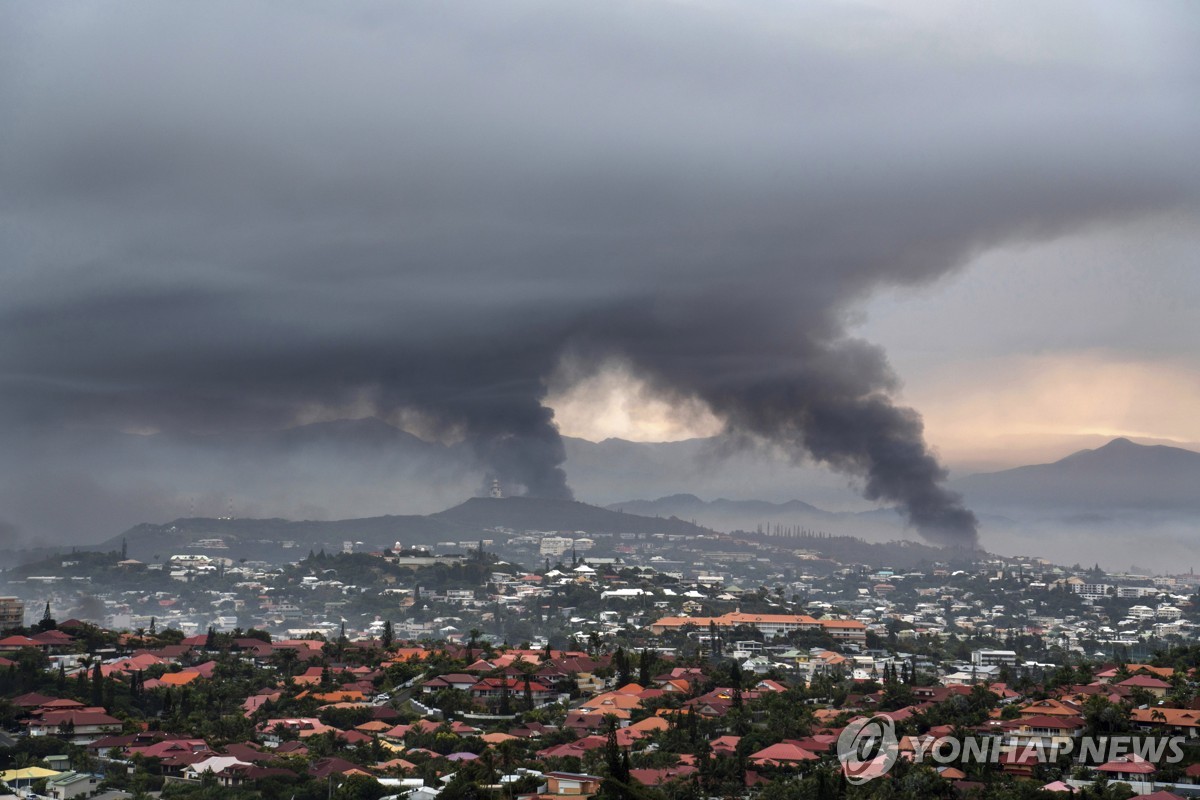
[{"xmin": 0, "ymin": 597, "xmax": 23, "ymax": 629}]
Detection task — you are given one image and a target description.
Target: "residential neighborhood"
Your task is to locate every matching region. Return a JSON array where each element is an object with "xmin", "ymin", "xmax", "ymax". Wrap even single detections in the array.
[{"xmin": 5, "ymin": 521, "xmax": 1200, "ymax": 799}]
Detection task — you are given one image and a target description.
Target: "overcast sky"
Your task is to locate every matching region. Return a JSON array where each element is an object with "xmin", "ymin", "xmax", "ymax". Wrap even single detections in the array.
[
  {"xmin": 853, "ymin": 214, "xmax": 1200, "ymax": 469},
  {"xmin": 2, "ymin": 1, "xmax": 1198, "ymax": 541}
]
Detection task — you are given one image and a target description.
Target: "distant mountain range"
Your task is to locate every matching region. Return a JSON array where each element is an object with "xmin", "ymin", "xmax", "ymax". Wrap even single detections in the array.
[
  {"xmin": 432, "ymin": 497, "xmax": 709, "ymax": 536},
  {"xmin": 611, "ymin": 494, "xmax": 829, "ymax": 521},
  {"xmin": 602, "ymin": 438, "xmax": 1200, "ymax": 572},
  {"xmin": 610, "ymin": 493, "xmax": 838, "ymax": 529},
  {"xmin": 5, "ymin": 415, "xmax": 1200, "ymax": 568},
  {"xmin": 0, "ymin": 417, "xmax": 866, "ymax": 547},
  {"xmin": 609, "ymin": 438, "xmax": 1200, "ymax": 529},
  {"xmin": 606, "ymin": 492, "xmax": 940, "ymax": 539},
  {"xmin": 952, "ymin": 437, "xmax": 1200, "ymax": 512}
]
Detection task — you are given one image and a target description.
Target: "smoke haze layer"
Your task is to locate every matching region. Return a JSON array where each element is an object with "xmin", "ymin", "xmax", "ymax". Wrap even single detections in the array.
[{"xmin": 1, "ymin": 2, "xmax": 1199, "ymax": 545}]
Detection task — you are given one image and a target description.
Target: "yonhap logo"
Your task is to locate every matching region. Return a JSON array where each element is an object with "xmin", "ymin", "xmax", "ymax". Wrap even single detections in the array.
[
  {"xmin": 833, "ymin": 724, "xmax": 1188, "ymax": 786},
  {"xmin": 837, "ymin": 714, "xmax": 900, "ymax": 784}
]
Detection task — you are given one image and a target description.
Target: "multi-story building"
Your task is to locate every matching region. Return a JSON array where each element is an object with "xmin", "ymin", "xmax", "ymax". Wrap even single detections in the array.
[
  {"xmin": 1116, "ymin": 586, "xmax": 1160, "ymax": 599},
  {"xmin": 822, "ymin": 619, "xmax": 869, "ymax": 644},
  {"xmin": 1128, "ymin": 605, "xmax": 1155, "ymax": 620},
  {"xmin": 1003, "ymin": 715, "xmax": 1084, "ymax": 755},
  {"xmin": 27, "ymin": 710, "xmax": 122, "ymax": 744},
  {"xmin": 971, "ymin": 648, "xmax": 1019, "ymax": 668},
  {"xmin": 650, "ymin": 611, "xmax": 818, "ymax": 638},
  {"xmin": 539, "ymin": 536, "xmax": 575, "ymax": 557},
  {"xmin": 649, "ymin": 611, "xmax": 867, "ymax": 643},
  {"xmin": 0, "ymin": 597, "xmax": 23, "ymax": 629}
]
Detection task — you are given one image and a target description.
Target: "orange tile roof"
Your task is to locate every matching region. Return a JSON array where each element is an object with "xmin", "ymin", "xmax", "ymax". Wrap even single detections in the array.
[
  {"xmin": 309, "ymin": 691, "xmax": 366, "ymax": 704},
  {"xmin": 1017, "ymin": 699, "xmax": 1081, "ymax": 717},
  {"xmin": 1131, "ymin": 708, "xmax": 1200, "ymax": 728},
  {"xmin": 157, "ymin": 671, "xmax": 202, "ymax": 686}
]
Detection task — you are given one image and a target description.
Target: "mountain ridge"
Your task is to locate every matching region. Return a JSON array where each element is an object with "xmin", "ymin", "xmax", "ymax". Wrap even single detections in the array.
[
  {"xmin": 95, "ymin": 495, "xmax": 713, "ymax": 561},
  {"xmin": 11, "ymin": 418, "xmax": 1200, "ymax": 552},
  {"xmin": 608, "ymin": 494, "xmax": 833, "ymax": 520},
  {"xmin": 952, "ymin": 436, "xmax": 1200, "ymax": 511},
  {"xmin": 431, "ymin": 496, "xmax": 712, "ymax": 536}
]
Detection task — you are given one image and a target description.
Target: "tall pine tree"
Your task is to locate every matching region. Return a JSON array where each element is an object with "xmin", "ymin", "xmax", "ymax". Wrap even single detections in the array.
[
  {"xmin": 91, "ymin": 661, "xmax": 104, "ymax": 707},
  {"xmin": 381, "ymin": 619, "xmax": 394, "ymax": 649}
]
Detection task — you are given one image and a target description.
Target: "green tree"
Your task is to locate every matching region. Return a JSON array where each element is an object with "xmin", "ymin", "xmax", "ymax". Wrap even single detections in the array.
[
  {"xmin": 91, "ymin": 660, "xmax": 104, "ymax": 707},
  {"xmin": 381, "ymin": 620, "xmax": 394, "ymax": 650}
]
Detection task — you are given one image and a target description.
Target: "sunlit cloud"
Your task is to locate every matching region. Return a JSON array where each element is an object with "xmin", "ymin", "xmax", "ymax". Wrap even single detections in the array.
[{"xmin": 546, "ymin": 361, "xmax": 724, "ymax": 443}]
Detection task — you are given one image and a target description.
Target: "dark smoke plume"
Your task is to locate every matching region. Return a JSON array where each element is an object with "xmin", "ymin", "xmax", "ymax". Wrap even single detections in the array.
[
  {"xmin": 693, "ymin": 364, "xmax": 977, "ymax": 547},
  {"xmin": 1, "ymin": 3, "xmax": 1197, "ymax": 544},
  {"xmin": 569, "ymin": 319, "xmax": 982, "ymax": 545}
]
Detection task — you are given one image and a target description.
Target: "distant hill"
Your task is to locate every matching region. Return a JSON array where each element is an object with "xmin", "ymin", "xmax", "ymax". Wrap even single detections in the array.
[
  {"xmin": 562, "ymin": 435, "xmax": 865, "ymax": 511},
  {"xmin": 608, "ymin": 494, "xmax": 836, "ymax": 530},
  {"xmin": 96, "ymin": 495, "xmax": 712, "ymax": 561},
  {"xmin": 101, "ymin": 513, "xmax": 463, "ymax": 561},
  {"xmin": 595, "ymin": 438, "xmax": 1200, "ymax": 572},
  {"xmin": 953, "ymin": 438, "xmax": 1200, "ymax": 512},
  {"xmin": 6, "ymin": 417, "xmax": 872, "ymax": 547},
  {"xmin": 603, "ymin": 493, "xmax": 926, "ymax": 541},
  {"xmin": 12, "ymin": 417, "xmax": 1200, "ymax": 569},
  {"xmin": 432, "ymin": 496, "xmax": 711, "ymax": 536},
  {"xmin": 609, "ymin": 493, "xmax": 829, "ymax": 519},
  {"xmin": 730, "ymin": 529, "xmax": 983, "ymax": 570}
]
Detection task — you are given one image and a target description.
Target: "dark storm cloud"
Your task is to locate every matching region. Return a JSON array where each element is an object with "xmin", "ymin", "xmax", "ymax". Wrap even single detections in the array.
[{"xmin": 1, "ymin": 1, "xmax": 1198, "ymax": 544}]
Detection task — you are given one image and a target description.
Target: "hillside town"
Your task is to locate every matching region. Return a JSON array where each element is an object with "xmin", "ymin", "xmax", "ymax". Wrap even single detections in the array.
[{"xmin": 5, "ymin": 519, "xmax": 1200, "ymax": 799}]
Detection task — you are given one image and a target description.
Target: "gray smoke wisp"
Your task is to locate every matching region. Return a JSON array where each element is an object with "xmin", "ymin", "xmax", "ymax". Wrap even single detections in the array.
[{"xmin": 1, "ymin": 3, "xmax": 1198, "ymax": 544}]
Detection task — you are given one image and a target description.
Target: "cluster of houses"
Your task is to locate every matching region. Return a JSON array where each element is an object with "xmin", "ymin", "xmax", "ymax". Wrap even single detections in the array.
[{"xmin": 9, "ymin": 613, "xmax": 1200, "ymax": 800}]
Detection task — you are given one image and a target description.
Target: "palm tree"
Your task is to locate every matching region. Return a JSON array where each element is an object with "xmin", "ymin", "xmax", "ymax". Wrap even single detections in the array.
[
  {"xmin": 271, "ymin": 648, "xmax": 299, "ymax": 679},
  {"xmin": 478, "ymin": 748, "xmax": 498, "ymax": 784},
  {"xmin": 495, "ymin": 738, "xmax": 521, "ymax": 775},
  {"xmin": 74, "ymin": 654, "xmax": 93, "ymax": 681}
]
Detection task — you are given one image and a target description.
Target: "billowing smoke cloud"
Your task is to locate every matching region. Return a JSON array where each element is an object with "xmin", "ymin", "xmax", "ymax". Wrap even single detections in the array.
[{"xmin": 1, "ymin": 2, "xmax": 1198, "ymax": 545}]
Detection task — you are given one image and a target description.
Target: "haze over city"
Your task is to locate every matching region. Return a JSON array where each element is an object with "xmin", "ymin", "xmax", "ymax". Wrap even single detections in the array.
[{"xmin": 1, "ymin": 1, "xmax": 1199, "ymax": 569}]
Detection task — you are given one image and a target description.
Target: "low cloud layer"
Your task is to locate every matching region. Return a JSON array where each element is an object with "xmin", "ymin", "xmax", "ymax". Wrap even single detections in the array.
[{"xmin": 1, "ymin": 2, "xmax": 1198, "ymax": 546}]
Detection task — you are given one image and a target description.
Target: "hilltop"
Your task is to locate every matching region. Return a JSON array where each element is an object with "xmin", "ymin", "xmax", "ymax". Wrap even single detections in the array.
[
  {"xmin": 432, "ymin": 496, "xmax": 711, "ymax": 536},
  {"xmin": 94, "ymin": 495, "xmax": 712, "ymax": 562},
  {"xmin": 101, "ymin": 513, "xmax": 459, "ymax": 562},
  {"xmin": 953, "ymin": 437, "xmax": 1200, "ymax": 512},
  {"xmin": 607, "ymin": 494, "xmax": 837, "ymax": 531}
]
